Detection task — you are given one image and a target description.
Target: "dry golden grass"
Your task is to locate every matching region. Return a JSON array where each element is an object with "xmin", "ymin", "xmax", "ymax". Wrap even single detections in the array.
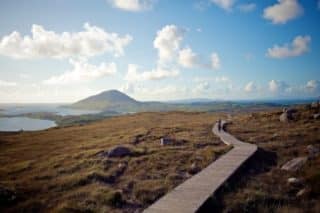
[
  {"xmin": 217, "ymin": 106, "xmax": 320, "ymax": 212},
  {"xmin": 0, "ymin": 111, "xmax": 229, "ymax": 212}
]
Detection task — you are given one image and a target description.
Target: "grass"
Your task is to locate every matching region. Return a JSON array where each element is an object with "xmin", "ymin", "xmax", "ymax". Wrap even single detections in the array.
[
  {"xmin": 211, "ymin": 105, "xmax": 320, "ymax": 212},
  {"xmin": 0, "ymin": 111, "xmax": 230, "ymax": 212}
]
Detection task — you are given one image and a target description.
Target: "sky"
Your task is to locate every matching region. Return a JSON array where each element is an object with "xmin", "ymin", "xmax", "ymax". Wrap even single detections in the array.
[{"xmin": 0, "ymin": 0, "xmax": 319, "ymax": 103}]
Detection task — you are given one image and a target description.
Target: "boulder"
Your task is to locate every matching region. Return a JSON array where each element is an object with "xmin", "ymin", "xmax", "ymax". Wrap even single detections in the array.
[
  {"xmin": 313, "ymin": 113, "xmax": 320, "ymax": 120},
  {"xmin": 160, "ymin": 137, "xmax": 171, "ymax": 146},
  {"xmin": 281, "ymin": 157, "xmax": 308, "ymax": 172},
  {"xmin": 188, "ymin": 163, "xmax": 201, "ymax": 175},
  {"xmin": 280, "ymin": 112, "xmax": 292, "ymax": 122},
  {"xmin": 307, "ymin": 145, "xmax": 319, "ymax": 158},
  {"xmin": 287, "ymin": 177, "xmax": 302, "ymax": 186},
  {"xmin": 296, "ymin": 188, "xmax": 307, "ymax": 197},
  {"xmin": 107, "ymin": 146, "xmax": 132, "ymax": 158}
]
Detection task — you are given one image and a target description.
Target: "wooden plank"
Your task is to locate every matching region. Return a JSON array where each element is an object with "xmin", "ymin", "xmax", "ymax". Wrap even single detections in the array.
[{"xmin": 144, "ymin": 120, "xmax": 257, "ymax": 213}]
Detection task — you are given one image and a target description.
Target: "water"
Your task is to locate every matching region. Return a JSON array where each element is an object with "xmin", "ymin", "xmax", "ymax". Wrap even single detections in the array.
[
  {"xmin": 0, "ymin": 103, "xmax": 100, "ymax": 116},
  {"xmin": 0, "ymin": 117, "xmax": 57, "ymax": 132},
  {"xmin": 0, "ymin": 104, "xmax": 100, "ymax": 131}
]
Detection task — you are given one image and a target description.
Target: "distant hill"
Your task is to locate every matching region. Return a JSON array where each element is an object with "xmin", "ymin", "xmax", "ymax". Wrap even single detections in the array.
[
  {"xmin": 68, "ymin": 89, "xmax": 288, "ymax": 113},
  {"xmin": 69, "ymin": 90, "xmax": 170, "ymax": 112}
]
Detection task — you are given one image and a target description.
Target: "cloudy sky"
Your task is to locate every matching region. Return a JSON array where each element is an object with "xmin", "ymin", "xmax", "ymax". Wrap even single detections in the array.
[{"xmin": 0, "ymin": 0, "xmax": 319, "ymax": 103}]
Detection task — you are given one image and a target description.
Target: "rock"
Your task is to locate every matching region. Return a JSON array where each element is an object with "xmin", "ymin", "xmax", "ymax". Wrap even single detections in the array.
[
  {"xmin": 280, "ymin": 112, "xmax": 292, "ymax": 122},
  {"xmin": 287, "ymin": 177, "xmax": 302, "ymax": 186},
  {"xmin": 160, "ymin": 137, "xmax": 171, "ymax": 146},
  {"xmin": 188, "ymin": 162, "xmax": 201, "ymax": 175},
  {"xmin": 313, "ymin": 113, "xmax": 320, "ymax": 120},
  {"xmin": 296, "ymin": 188, "xmax": 307, "ymax": 197},
  {"xmin": 0, "ymin": 186, "xmax": 17, "ymax": 205},
  {"xmin": 281, "ymin": 157, "xmax": 308, "ymax": 171},
  {"xmin": 107, "ymin": 146, "xmax": 132, "ymax": 158},
  {"xmin": 307, "ymin": 145, "xmax": 319, "ymax": 158},
  {"xmin": 118, "ymin": 162, "xmax": 127, "ymax": 170},
  {"xmin": 271, "ymin": 133, "xmax": 279, "ymax": 139}
]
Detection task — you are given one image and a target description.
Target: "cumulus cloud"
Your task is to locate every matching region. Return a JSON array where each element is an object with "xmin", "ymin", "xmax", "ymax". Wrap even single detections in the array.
[
  {"xmin": 107, "ymin": 0, "xmax": 155, "ymax": 12},
  {"xmin": 267, "ymin": 35, "xmax": 311, "ymax": 59},
  {"xmin": 0, "ymin": 23, "xmax": 132, "ymax": 59},
  {"xmin": 193, "ymin": 81, "xmax": 210, "ymax": 94},
  {"xmin": 154, "ymin": 25, "xmax": 185, "ymax": 65},
  {"xmin": 215, "ymin": 76, "xmax": 229, "ymax": 83},
  {"xmin": 305, "ymin": 80, "xmax": 319, "ymax": 93},
  {"xmin": 269, "ymin": 80, "xmax": 289, "ymax": 93},
  {"xmin": 0, "ymin": 80, "xmax": 17, "ymax": 87},
  {"xmin": 244, "ymin": 81, "xmax": 256, "ymax": 92},
  {"xmin": 43, "ymin": 59, "xmax": 117, "ymax": 85},
  {"xmin": 178, "ymin": 48, "xmax": 220, "ymax": 70},
  {"xmin": 153, "ymin": 25, "xmax": 220, "ymax": 71},
  {"xmin": 211, "ymin": 0, "xmax": 236, "ymax": 11},
  {"xmin": 263, "ymin": 0, "xmax": 303, "ymax": 24},
  {"xmin": 124, "ymin": 64, "xmax": 179, "ymax": 82},
  {"xmin": 238, "ymin": 3, "xmax": 256, "ymax": 12},
  {"xmin": 178, "ymin": 47, "xmax": 199, "ymax": 69},
  {"xmin": 210, "ymin": 53, "xmax": 221, "ymax": 70}
]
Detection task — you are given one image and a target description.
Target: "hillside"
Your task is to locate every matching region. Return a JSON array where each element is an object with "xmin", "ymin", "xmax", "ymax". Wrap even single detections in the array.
[
  {"xmin": 69, "ymin": 90, "xmax": 172, "ymax": 113},
  {"xmin": 68, "ymin": 90, "xmax": 283, "ymax": 114},
  {"xmin": 0, "ymin": 111, "xmax": 229, "ymax": 212},
  {"xmin": 70, "ymin": 90, "xmax": 141, "ymax": 111},
  {"xmin": 0, "ymin": 106, "xmax": 319, "ymax": 212}
]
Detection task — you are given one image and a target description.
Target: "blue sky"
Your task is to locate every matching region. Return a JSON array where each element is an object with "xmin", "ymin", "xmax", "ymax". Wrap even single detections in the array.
[{"xmin": 0, "ymin": 0, "xmax": 319, "ymax": 103}]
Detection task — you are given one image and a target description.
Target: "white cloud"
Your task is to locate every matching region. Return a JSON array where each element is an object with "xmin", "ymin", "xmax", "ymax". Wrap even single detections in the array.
[
  {"xmin": 124, "ymin": 64, "xmax": 179, "ymax": 82},
  {"xmin": 193, "ymin": 81, "xmax": 210, "ymax": 94},
  {"xmin": 0, "ymin": 23, "xmax": 132, "ymax": 59},
  {"xmin": 267, "ymin": 35, "xmax": 311, "ymax": 59},
  {"xmin": 263, "ymin": 0, "xmax": 303, "ymax": 24},
  {"xmin": 211, "ymin": 0, "xmax": 236, "ymax": 11},
  {"xmin": 305, "ymin": 80, "xmax": 319, "ymax": 93},
  {"xmin": 238, "ymin": 3, "xmax": 256, "ymax": 12},
  {"xmin": 153, "ymin": 25, "xmax": 221, "ymax": 71},
  {"xmin": 43, "ymin": 59, "xmax": 117, "ymax": 85},
  {"xmin": 269, "ymin": 80, "xmax": 289, "ymax": 93},
  {"xmin": 244, "ymin": 81, "xmax": 256, "ymax": 92},
  {"xmin": 215, "ymin": 76, "xmax": 229, "ymax": 83},
  {"xmin": 153, "ymin": 25, "xmax": 185, "ymax": 65},
  {"xmin": 107, "ymin": 0, "xmax": 155, "ymax": 12},
  {"xmin": 210, "ymin": 53, "xmax": 221, "ymax": 70},
  {"xmin": 178, "ymin": 47, "xmax": 199, "ymax": 68},
  {"xmin": 0, "ymin": 80, "xmax": 17, "ymax": 87}
]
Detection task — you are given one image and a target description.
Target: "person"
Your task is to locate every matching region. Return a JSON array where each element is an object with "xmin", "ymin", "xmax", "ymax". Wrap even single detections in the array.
[{"xmin": 217, "ymin": 119, "xmax": 221, "ymax": 132}]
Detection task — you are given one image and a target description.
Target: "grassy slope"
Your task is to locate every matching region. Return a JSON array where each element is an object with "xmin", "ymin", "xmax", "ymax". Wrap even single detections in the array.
[
  {"xmin": 0, "ymin": 111, "xmax": 230, "ymax": 212},
  {"xmin": 216, "ymin": 106, "xmax": 320, "ymax": 212}
]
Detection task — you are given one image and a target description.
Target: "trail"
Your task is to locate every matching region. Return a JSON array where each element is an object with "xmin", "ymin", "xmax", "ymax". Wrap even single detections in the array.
[{"xmin": 144, "ymin": 120, "xmax": 257, "ymax": 213}]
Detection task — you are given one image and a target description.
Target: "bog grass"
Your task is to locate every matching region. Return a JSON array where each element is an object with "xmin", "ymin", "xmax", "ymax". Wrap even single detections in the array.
[{"xmin": 0, "ymin": 111, "xmax": 229, "ymax": 212}]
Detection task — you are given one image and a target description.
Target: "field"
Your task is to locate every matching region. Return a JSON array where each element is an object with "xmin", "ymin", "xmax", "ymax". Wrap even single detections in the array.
[
  {"xmin": 1, "ymin": 106, "xmax": 319, "ymax": 213},
  {"xmin": 0, "ymin": 111, "xmax": 230, "ymax": 212},
  {"xmin": 210, "ymin": 105, "xmax": 320, "ymax": 212}
]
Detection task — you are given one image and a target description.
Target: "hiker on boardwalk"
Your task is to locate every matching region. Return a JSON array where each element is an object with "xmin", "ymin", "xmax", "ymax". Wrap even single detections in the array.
[{"xmin": 217, "ymin": 119, "xmax": 222, "ymax": 132}]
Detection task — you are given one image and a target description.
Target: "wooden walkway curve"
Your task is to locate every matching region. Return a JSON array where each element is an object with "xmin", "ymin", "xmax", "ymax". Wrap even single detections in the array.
[{"xmin": 143, "ymin": 120, "xmax": 257, "ymax": 213}]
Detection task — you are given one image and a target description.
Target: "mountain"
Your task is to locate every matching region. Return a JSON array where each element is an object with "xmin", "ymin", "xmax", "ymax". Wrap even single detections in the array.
[
  {"xmin": 69, "ymin": 90, "xmax": 170, "ymax": 112},
  {"xmin": 70, "ymin": 90, "xmax": 141, "ymax": 111},
  {"xmin": 69, "ymin": 89, "xmax": 289, "ymax": 113}
]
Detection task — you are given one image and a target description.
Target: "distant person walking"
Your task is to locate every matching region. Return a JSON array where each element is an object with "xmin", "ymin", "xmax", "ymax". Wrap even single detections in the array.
[{"xmin": 217, "ymin": 119, "xmax": 221, "ymax": 132}]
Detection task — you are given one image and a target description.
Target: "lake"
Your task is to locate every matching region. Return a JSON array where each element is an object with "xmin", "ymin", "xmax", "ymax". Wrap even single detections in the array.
[
  {"xmin": 0, "ymin": 104, "xmax": 100, "ymax": 131},
  {"xmin": 0, "ymin": 117, "xmax": 57, "ymax": 132}
]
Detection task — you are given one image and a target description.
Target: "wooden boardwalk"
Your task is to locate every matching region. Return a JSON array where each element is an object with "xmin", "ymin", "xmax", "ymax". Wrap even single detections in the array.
[{"xmin": 143, "ymin": 121, "xmax": 257, "ymax": 213}]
